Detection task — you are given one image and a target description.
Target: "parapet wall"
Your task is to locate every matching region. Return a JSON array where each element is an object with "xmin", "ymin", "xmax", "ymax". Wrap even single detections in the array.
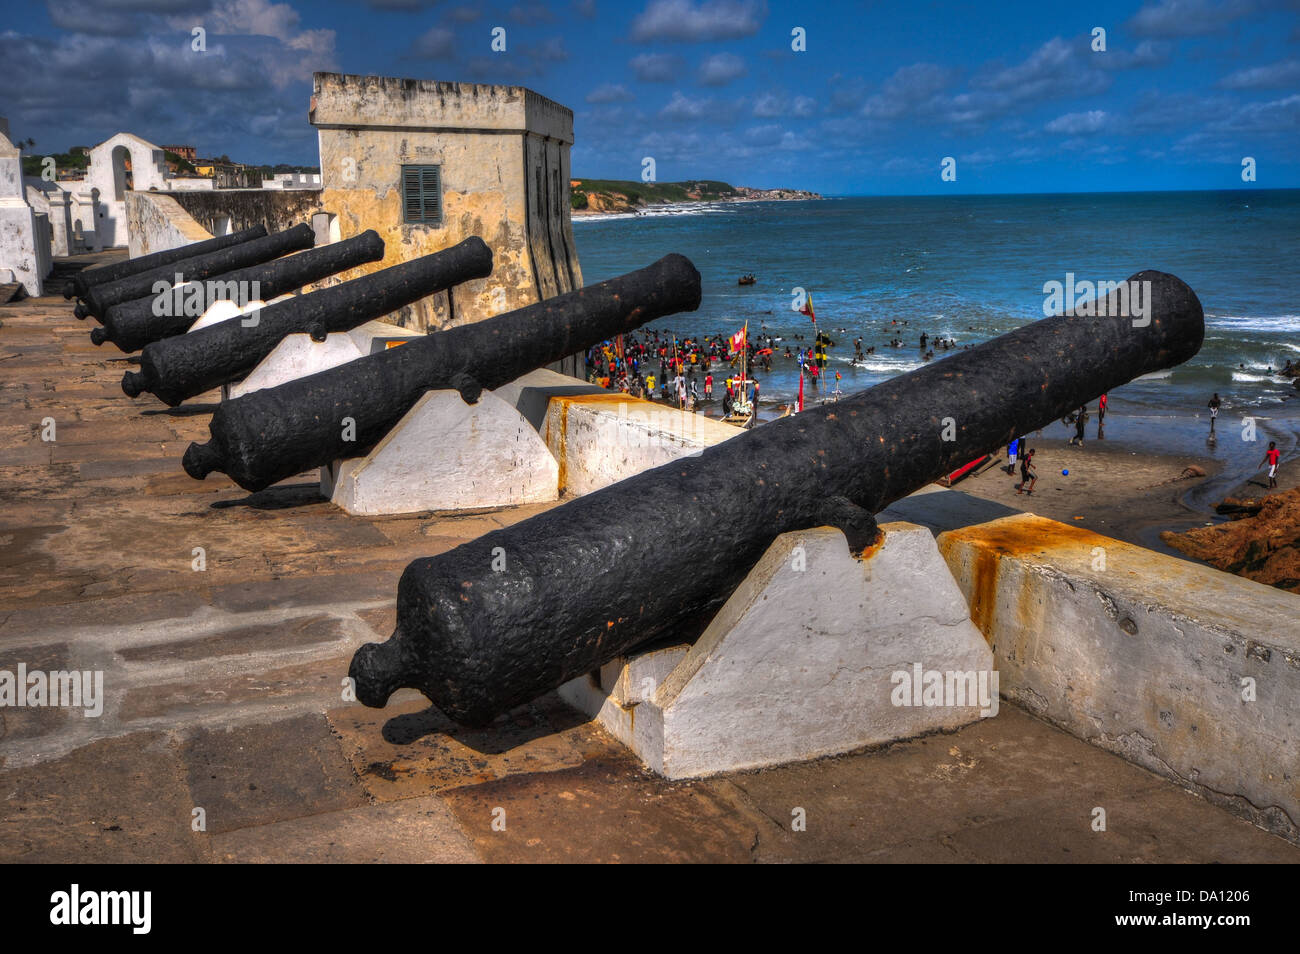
[
  {"xmin": 169, "ymin": 188, "xmax": 324, "ymax": 238},
  {"xmin": 124, "ymin": 192, "xmax": 212, "ymax": 258},
  {"xmin": 936, "ymin": 512, "xmax": 1300, "ymax": 844}
]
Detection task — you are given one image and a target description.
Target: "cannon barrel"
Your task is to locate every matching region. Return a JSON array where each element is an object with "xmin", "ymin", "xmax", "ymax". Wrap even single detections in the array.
[
  {"xmin": 123, "ymin": 237, "xmax": 494, "ymax": 405},
  {"xmin": 63, "ymin": 226, "xmax": 268, "ymax": 302},
  {"xmin": 347, "ymin": 270, "xmax": 1206, "ymax": 725},
  {"xmin": 183, "ymin": 253, "xmax": 703, "ymax": 491},
  {"xmin": 76, "ymin": 223, "xmax": 315, "ymax": 321},
  {"xmin": 92, "ymin": 230, "xmax": 387, "ymax": 353}
]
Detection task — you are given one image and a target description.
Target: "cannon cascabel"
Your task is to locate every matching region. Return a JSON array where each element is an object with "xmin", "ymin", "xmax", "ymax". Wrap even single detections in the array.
[
  {"xmin": 348, "ymin": 270, "xmax": 1206, "ymax": 725},
  {"xmin": 182, "ymin": 253, "xmax": 703, "ymax": 491},
  {"xmin": 123, "ymin": 237, "xmax": 493, "ymax": 405},
  {"xmin": 93, "ymin": 230, "xmax": 386, "ymax": 353}
]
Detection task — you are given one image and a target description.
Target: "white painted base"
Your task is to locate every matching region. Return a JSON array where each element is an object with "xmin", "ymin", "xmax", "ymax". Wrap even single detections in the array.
[
  {"xmin": 228, "ymin": 319, "xmax": 420, "ymax": 400},
  {"xmin": 322, "ymin": 389, "xmax": 560, "ymax": 515},
  {"xmin": 559, "ymin": 522, "xmax": 997, "ymax": 779}
]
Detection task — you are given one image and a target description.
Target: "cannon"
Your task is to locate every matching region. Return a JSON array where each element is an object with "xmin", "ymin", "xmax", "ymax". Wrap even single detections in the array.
[
  {"xmin": 122, "ymin": 237, "xmax": 494, "ymax": 404},
  {"xmin": 347, "ymin": 270, "xmax": 1206, "ymax": 725},
  {"xmin": 75, "ymin": 223, "xmax": 315, "ymax": 321},
  {"xmin": 91, "ymin": 230, "xmax": 387, "ymax": 353},
  {"xmin": 183, "ymin": 253, "xmax": 702, "ymax": 491},
  {"xmin": 63, "ymin": 226, "xmax": 268, "ymax": 301}
]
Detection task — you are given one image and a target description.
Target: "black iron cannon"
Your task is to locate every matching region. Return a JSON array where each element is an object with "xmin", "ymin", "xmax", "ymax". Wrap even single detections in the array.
[
  {"xmin": 91, "ymin": 230, "xmax": 387, "ymax": 353},
  {"xmin": 75, "ymin": 223, "xmax": 315, "ymax": 321},
  {"xmin": 122, "ymin": 237, "xmax": 494, "ymax": 404},
  {"xmin": 182, "ymin": 254, "xmax": 702, "ymax": 491},
  {"xmin": 63, "ymin": 226, "xmax": 268, "ymax": 301},
  {"xmin": 347, "ymin": 271, "xmax": 1206, "ymax": 725}
]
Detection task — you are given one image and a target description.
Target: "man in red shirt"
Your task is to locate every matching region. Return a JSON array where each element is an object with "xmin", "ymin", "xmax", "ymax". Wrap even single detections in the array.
[{"xmin": 1260, "ymin": 441, "xmax": 1281, "ymax": 489}]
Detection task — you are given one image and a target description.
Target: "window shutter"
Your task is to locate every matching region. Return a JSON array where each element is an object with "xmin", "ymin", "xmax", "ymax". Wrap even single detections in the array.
[{"xmin": 401, "ymin": 164, "xmax": 442, "ymax": 225}]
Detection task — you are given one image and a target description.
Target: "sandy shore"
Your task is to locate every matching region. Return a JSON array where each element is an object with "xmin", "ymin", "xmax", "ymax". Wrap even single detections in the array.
[{"xmin": 953, "ymin": 438, "xmax": 1224, "ymax": 556}]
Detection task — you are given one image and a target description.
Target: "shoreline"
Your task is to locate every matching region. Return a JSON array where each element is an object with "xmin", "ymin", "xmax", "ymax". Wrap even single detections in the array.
[
  {"xmin": 666, "ymin": 397, "xmax": 1297, "ymax": 560},
  {"xmin": 572, "ymin": 194, "xmax": 822, "ymax": 220}
]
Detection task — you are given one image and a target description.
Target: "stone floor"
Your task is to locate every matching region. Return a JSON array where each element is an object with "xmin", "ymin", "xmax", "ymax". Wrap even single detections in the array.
[{"xmin": 1, "ymin": 259, "xmax": 1295, "ymax": 863}]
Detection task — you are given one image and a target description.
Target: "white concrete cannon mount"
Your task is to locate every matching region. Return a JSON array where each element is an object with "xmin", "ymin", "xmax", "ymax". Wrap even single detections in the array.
[{"xmin": 560, "ymin": 522, "xmax": 998, "ymax": 779}]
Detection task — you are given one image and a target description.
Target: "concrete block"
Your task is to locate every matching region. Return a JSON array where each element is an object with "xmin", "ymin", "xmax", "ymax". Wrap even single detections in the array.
[
  {"xmin": 937, "ymin": 512, "xmax": 1300, "ymax": 844},
  {"xmin": 227, "ymin": 319, "xmax": 419, "ymax": 399},
  {"xmin": 560, "ymin": 522, "xmax": 996, "ymax": 779},
  {"xmin": 324, "ymin": 389, "xmax": 559, "ymax": 515},
  {"xmin": 189, "ymin": 293, "xmax": 295, "ymax": 334},
  {"xmin": 539, "ymin": 385, "xmax": 739, "ymax": 496}
]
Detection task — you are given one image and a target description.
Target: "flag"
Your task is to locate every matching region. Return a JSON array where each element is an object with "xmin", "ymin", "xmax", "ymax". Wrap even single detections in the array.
[
  {"xmin": 797, "ymin": 368, "xmax": 804, "ymax": 413},
  {"xmin": 729, "ymin": 326, "xmax": 747, "ymax": 355},
  {"xmin": 800, "ymin": 292, "xmax": 816, "ymax": 323}
]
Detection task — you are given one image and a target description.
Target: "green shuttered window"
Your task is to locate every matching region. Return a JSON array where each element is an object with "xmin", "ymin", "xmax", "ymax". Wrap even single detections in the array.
[{"xmin": 401, "ymin": 165, "xmax": 443, "ymax": 226}]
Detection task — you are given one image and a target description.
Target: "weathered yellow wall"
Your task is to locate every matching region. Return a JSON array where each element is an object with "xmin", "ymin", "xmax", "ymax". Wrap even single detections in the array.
[
  {"xmin": 317, "ymin": 128, "xmax": 530, "ymax": 331},
  {"xmin": 312, "ymin": 72, "xmax": 583, "ymax": 336}
]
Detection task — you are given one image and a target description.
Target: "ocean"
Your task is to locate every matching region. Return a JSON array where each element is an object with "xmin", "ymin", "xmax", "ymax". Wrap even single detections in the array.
[{"xmin": 573, "ymin": 189, "xmax": 1300, "ymax": 465}]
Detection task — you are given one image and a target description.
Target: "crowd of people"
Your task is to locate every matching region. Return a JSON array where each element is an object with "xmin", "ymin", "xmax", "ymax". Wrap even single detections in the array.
[{"xmin": 583, "ymin": 326, "xmax": 838, "ymax": 414}]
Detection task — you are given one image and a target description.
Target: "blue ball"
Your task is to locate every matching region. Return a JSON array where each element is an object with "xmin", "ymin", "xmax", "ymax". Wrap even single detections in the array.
[{"xmin": 1062, "ymin": 469, "xmax": 1069, "ymax": 476}]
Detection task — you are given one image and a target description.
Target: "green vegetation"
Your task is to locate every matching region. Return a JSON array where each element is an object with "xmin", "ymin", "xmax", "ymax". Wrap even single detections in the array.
[
  {"xmin": 571, "ymin": 178, "xmax": 740, "ymax": 207},
  {"xmin": 163, "ymin": 151, "xmax": 197, "ymax": 175},
  {"xmin": 21, "ymin": 151, "xmax": 89, "ymax": 177}
]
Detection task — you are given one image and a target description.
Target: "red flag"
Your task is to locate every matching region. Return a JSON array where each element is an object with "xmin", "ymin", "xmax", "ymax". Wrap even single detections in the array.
[
  {"xmin": 799, "ymin": 292, "xmax": 816, "ymax": 323},
  {"xmin": 797, "ymin": 369, "xmax": 804, "ymax": 413},
  {"xmin": 729, "ymin": 326, "xmax": 747, "ymax": 354}
]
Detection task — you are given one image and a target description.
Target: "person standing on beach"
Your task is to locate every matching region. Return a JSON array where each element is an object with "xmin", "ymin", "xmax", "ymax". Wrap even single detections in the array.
[
  {"xmin": 1007, "ymin": 437, "xmax": 1019, "ymax": 475},
  {"xmin": 1069, "ymin": 405, "xmax": 1088, "ymax": 446},
  {"xmin": 1017, "ymin": 448, "xmax": 1037, "ymax": 495},
  {"xmin": 704, "ymin": 372, "xmax": 713, "ymax": 400},
  {"xmin": 1097, "ymin": 393, "xmax": 1107, "ymax": 433},
  {"xmin": 1208, "ymin": 393, "xmax": 1221, "ymax": 435},
  {"xmin": 1260, "ymin": 441, "xmax": 1281, "ymax": 489}
]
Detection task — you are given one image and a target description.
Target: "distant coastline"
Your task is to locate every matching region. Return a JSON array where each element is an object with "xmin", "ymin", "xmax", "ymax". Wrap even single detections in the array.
[{"xmin": 571, "ymin": 177, "xmax": 821, "ymax": 217}]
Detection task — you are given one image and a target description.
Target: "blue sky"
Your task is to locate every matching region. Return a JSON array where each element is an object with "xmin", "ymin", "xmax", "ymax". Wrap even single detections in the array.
[{"xmin": 2, "ymin": 0, "xmax": 1297, "ymax": 194}]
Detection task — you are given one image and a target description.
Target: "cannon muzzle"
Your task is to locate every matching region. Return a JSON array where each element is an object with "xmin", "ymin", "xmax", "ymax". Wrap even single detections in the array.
[{"xmin": 125, "ymin": 237, "xmax": 494, "ymax": 405}]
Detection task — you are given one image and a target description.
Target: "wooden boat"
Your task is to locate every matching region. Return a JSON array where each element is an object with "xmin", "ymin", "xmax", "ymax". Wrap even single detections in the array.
[
  {"xmin": 936, "ymin": 454, "xmax": 991, "ymax": 487},
  {"xmin": 737, "ymin": 274, "xmax": 756, "ymax": 286}
]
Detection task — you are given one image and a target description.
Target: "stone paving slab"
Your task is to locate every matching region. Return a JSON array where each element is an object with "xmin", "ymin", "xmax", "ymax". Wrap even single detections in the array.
[
  {"xmin": 179, "ymin": 714, "xmax": 368, "ymax": 836},
  {"xmin": 210, "ymin": 796, "xmax": 480, "ymax": 863},
  {"xmin": 0, "ymin": 731, "xmax": 206, "ymax": 863}
]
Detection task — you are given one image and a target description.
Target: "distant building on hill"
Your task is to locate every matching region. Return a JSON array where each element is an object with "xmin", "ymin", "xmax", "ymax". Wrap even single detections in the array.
[{"xmin": 162, "ymin": 144, "xmax": 196, "ymax": 161}]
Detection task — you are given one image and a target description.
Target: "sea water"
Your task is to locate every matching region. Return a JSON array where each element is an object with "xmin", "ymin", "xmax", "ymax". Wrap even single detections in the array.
[{"xmin": 574, "ymin": 189, "xmax": 1300, "ymax": 463}]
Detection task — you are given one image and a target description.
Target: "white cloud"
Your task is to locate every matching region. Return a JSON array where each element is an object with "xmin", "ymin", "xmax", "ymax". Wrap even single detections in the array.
[
  {"xmin": 1218, "ymin": 59, "xmax": 1300, "ymax": 89},
  {"xmin": 631, "ymin": 0, "xmax": 767, "ymax": 43},
  {"xmin": 1045, "ymin": 110, "xmax": 1108, "ymax": 134},
  {"xmin": 587, "ymin": 83, "xmax": 634, "ymax": 104},
  {"xmin": 1128, "ymin": 0, "xmax": 1258, "ymax": 38},
  {"xmin": 630, "ymin": 52, "xmax": 685, "ymax": 82},
  {"xmin": 698, "ymin": 52, "xmax": 747, "ymax": 86}
]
